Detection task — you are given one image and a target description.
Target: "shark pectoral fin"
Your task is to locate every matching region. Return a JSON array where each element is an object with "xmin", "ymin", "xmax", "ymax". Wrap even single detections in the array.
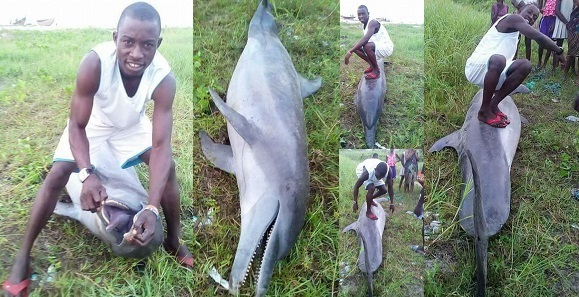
[
  {"xmin": 199, "ymin": 131, "xmax": 235, "ymax": 175},
  {"xmin": 53, "ymin": 202, "xmax": 78, "ymax": 219},
  {"xmin": 298, "ymin": 74, "xmax": 322, "ymax": 99},
  {"xmin": 429, "ymin": 130, "xmax": 460, "ymax": 153},
  {"xmin": 342, "ymin": 221, "xmax": 358, "ymax": 233},
  {"xmin": 373, "ymin": 197, "xmax": 389, "ymax": 205},
  {"xmin": 209, "ymin": 88, "xmax": 259, "ymax": 145}
]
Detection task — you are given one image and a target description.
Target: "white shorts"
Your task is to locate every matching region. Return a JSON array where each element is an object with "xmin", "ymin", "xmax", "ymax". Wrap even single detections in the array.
[
  {"xmin": 355, "ymin": 167, "xmax": 385, "ymax": 190},
  {"xmin": 465, "ymin": 56, "xmax": 515, "ymax": 89},
  {"xmin": 374, "ymin": 42, "xmax": 393, "ymax": 60},
  {"xmin": 53, "ymin": 116, "xmax": 152, "ymax": 169}
]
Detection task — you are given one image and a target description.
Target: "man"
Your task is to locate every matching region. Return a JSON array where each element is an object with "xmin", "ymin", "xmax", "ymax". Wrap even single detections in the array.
[
  {"xmin": 344, "ymin": 5, "xmax": 394, "ymax": 80},
  {"xmin": 465, "ymin": 3, "xmax": 566, "ymax": 127},
  {"xmin": 403, "ymin": 149, "xmax": 419, "ymax": 194},
  {"xmin": 411, "ymin": 166, "xmax": 425, "ymax": 255},
  {"xmin": 2, "ymin": 3, "xmax": 192, "ymax": 296},
  {"xmin": 386, "ymin": 147, "xmax": 399, "ymax": 180},
  {"xmin": 353, "ymin": 156, "xmax": 395, "ymax": 220}
]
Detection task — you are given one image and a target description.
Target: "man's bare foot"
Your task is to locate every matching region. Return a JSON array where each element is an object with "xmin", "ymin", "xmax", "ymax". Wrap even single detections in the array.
[
  {"xmin": 164, "ymin": 238, "xmax": 193, "ymax": 270},
  {"xmin": 370, "ymin": 200, "xmax": 378, "ymax": 207}
]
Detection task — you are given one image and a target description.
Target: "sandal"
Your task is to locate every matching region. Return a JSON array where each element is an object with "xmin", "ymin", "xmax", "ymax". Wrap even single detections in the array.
[
  {"xmin": 495, "ymin": 111, "xmax": 510, "ymax": 124},
  {"xmin": 164, "ymin": 239, "xmax": 194, "ymax": 270},
  {"xmin": 364, "ymin": 72, "xmax": 380, "ymax": 80},
  {"xmin": 2, "ymin": 279, "xmax": 30, "ymax": 297},
  {"xmin": 366, "ymin": 213, "xmax": 378, "ymax": 220},
  {"xmin": 363, "ymin": 67, "xmax": 373, "ymax": 74},
  {"xmin": 478, "ymin": 114, "xmax": 507, "ymax": 128}
]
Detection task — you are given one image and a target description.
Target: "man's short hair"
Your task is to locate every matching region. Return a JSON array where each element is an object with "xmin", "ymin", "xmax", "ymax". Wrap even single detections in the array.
[
  {"xmin": 372, "ymin": 153, "xmax": 379, "ymax": 158},
  {"xmin": 375, "ymin": 162, "xmax": 388, "ymax": 177},
  {"xmin": 358, "ymin": 5, "xmax": 368, "ymax": 12},
  {"xmin": 118, "ymin": 2, "xmax": 161, "ymax": 32}
]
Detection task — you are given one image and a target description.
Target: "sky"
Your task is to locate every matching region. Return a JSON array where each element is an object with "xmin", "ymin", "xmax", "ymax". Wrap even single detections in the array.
[
  {"xmin": 340, "ymin": 0, "xmax": 424, "ymax": 25},
  {"xmin": 0, "ymin": 0, "xmax": 193, "ymax": 28}
]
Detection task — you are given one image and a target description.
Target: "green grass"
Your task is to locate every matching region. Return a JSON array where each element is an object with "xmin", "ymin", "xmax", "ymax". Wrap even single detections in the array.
[
  {"xmin": 425, "ymin": 1, "xmax": 579, "ymax": 296},
  {"xmin": 193, "ymin": 0, "xmax": 340, "ymax": 296},
  {"xmin": 340, "ymin": 22, "xmax": 424, "ymax": 149},
  {"xmin": 338, "ymin": 149, "xmax": 424, "ymax": 297},
  {"xmin": 0, "ymin": 28, "xmax": 195, "ymax": 296}
]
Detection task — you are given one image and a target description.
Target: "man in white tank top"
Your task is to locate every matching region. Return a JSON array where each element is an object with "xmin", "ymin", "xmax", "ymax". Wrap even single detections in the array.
[
  {"xmin": 352, "ymin": 155, "xmax": 395, "ymax": 220},
  {"xmin": 465, "ymin": 4, "xmax": 565, "ymax": 128},
  {"xmin": 3, "ymin": 4, "xmax": 192, "ymax": 294},
  {"xmin": 344, "ymin": 5, "xmax": 394, "ymax": 80}
]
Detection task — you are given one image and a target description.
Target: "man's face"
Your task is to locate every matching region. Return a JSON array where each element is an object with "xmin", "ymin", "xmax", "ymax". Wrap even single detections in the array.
[
  {"xmin": 520, "ymin": 5, "xmax": 539, "ymax": 25},
  {"xmin": 113, "ymin": 17, "xmax": 161, "ymax": 78},
  {"xmin": 357, "ymin": 8, "xmax": 369, "ymax": 24}
]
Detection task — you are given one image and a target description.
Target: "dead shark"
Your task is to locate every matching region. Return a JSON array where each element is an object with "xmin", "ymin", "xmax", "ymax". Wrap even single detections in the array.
[
  {"xmin": 199, "ymin": 0, "xmax": 321, "ymax": 295},
  {"xmin": 355, "ymin": 59, "xmax": 386, "ymax": 148},
  {"xmin": 54, "ymin": 145, "xmax": 164, "ymax": 259},
  {"xmin": 342, "ymin": 197, "xmax": 389, "ymax": 296},
  {"xmin": 429, "ymin": 89, "xmax": 524, "ymax": 296}
]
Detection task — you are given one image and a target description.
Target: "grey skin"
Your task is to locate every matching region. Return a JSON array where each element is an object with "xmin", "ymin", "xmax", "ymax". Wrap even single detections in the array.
[
  {"xmin": 429, "ymin": 88, "xmax": 525, "ymax": 296},
  {"xmin": 199, "ymin": 0, "xmax": 321, "ymax": 295},
  {"xmin": 54, "ymin": 145, "xmax": 163, "ymax": 259},
  {"xmin": 342, "ymin": 198, "xmax": 388, "ymax": 297},
  {"xmin": 355, "ymin": 59, "xmax": 386, "ymax": 148}
]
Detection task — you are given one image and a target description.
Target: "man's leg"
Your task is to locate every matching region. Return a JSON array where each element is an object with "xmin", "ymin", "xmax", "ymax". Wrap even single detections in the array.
[
  {"xmin": 139, "ymin": 151, "xmax": 192, "ymax": 266},
  {"xmin": 371, "ymin": 185, "xmax": 387, "ymax": 199},
  {"xmin": 479, "ymin": 54, "xmax": 507, "ymax": 125},
  {"xmin": 4, "ymin": 162, "xmax": 75, "ymax": 294},
  {"xmin": 489, "ymin": 59, "xmax": 532, "ymax": 116},
  {"xmin": 352, "ymin": 48, "xmax": 371, "ymax": 66},
  {"xmin": 525, "ymin": 36, "xmax": 532, "ymax": 61},
  {"xmin": 362, "ymin": 42, "xmax": 380, "ymax": 78}
]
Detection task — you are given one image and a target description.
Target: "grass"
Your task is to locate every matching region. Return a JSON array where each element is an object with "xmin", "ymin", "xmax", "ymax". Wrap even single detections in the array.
[
  {"xmin": 425, "ymin": 0, "xmax": 579, "ymax": 296},
  {"xmin": 0, "ymin": 28, "xmax": 195, "ymax": 296},
  {"xmin": 193, "ymin": 0, "xmax": 340, "ymax": 296},
  {"xmin": 338, "ymin": 149, "xmax": 424, "ymax": 297},
  {"xmin": 340, "ymin": 21, "xmax": 424, "ymax": 149}
]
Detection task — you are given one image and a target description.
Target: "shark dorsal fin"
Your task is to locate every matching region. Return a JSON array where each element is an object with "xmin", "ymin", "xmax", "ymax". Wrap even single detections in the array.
[{"xmin": 209, "ymin": 89, "xmax": 260, "ymax": 145}]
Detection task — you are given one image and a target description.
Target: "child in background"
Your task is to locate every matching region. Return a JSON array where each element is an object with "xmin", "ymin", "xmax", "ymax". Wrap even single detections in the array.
[
  {"xmin": 538, "ymin": 0, "xmax": 558, "ymax": 68},
  {"xmin": 564, "ymin": 0, "xmax": 579, "ymax": 82},
  {"xmin": 492, "ymin": 0, "xmax": 509, "ymax": 26}
]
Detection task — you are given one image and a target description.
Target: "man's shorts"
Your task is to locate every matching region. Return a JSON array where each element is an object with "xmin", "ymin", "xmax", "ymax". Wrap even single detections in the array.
[
  {"xmin": 465, "ymin": 56, "xmax": 515, "ymax": 89},
  {"xmin": 374, "ymin": 42, "xmax": 393, "ymax": 60},
  {"xmin": 389, "ymin": 165, "xmax": 397, "ymax": 179},
  {"xmin": 53, "ymin": 116, "xmax": 152, "ymax": 169},
  {"xmin": 355, "ymin": 166, "xmax": 385, "ymax": 190}
]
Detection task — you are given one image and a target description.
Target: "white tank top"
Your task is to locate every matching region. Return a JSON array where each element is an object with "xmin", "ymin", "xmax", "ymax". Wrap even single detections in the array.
[
  {"xmin": 363, "ymin": 19, "xmax": 393, "ymax": 48},
  {"xmin": 466, "ymin": 14, "xmax": 519, "ymax": 65},
  {"xmin": 357, "ymin": 158, "xmax": 389, "ymax": 183},
  {"xmin": 90, "ymin": 42, "xmax": 171, "ymax": 129}
]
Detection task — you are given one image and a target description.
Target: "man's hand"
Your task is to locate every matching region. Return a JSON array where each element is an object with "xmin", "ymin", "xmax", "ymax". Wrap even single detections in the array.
[
  {"xmin": 129, "ymin": 209, "xmax": 158, "ymax": 246},
  {"xmin": 558, "ymin": 53, "xmax": 567, "ymax": 68},
  {"xmin": 353, "ymin": 201, "xmax": 358, "ymax": 212},
  {"xmin": 80, "ymin": 175, "xmax": 107, "ymax": 212},
  {"xmin": 389, "ymin": 203, "xmax": 395, "ymax": 213},
  {"xmin": 345, "ymin": 51, "xmax": 352, "ymax": 65}
]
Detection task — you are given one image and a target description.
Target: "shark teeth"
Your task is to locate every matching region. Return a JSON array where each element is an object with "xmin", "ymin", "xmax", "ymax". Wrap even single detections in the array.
[{"xmin": 239, "ymin": 216, "xmax": 277, "ymax": 288}]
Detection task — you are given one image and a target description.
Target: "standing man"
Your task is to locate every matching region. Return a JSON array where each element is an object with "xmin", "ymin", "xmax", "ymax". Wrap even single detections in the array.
[
  {"xmin": 353, "ymin": 156, "xmax": 395, "ymax": 220},
  {"xmin": 2, "ymin": 3, "xmax": 192, "ymax": 296},
  {"xmin": 344, "ymin": 5, "xmax": 394, "ymax": 80},
  {"xmin": 465, "ymin": 3, "xmax": 566, "ymax": 127}
]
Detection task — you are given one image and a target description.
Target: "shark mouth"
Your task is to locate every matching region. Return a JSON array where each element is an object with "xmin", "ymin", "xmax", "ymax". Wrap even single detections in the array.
[
  {"xmin": 238, "ymin": 203, "xmax": 280, "ymax": 289},
  {"xmin": 99, "ymin": 200, "xmax": 136, "ymax": 243}
]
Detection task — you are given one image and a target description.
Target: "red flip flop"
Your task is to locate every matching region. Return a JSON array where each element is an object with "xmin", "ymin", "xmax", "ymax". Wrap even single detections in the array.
[
  {"xmin": 2, "ymin": 279, "xmax": 30, "ymax": 297},
  {"xmin": 366, "ymin": 213, "xmax": 378, "ymax": 220},
  {"xmin": 364, "ymin": 67, "xmax": 373, "ymax": 74},
  {"xmin": 364, "ymin": 72, "xmax": 380, "ymax": 80},
  {"xmin": 478, "ymin": 114, "xmax": 507, "ymax": 128},
  {"xmin": 495, "ymin": 111, "xmax": 510, "ymax": 124}
]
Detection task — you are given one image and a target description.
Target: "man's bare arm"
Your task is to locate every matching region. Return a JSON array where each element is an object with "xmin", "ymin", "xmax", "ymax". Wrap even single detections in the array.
[
  {"xmin": 147, "ymin": 72, "xmax": 177, "ymax": 208},
  {"xmin": 349, "ymin": 20, "xmax": 379, "ymax": 53},
  {"xmin": 69, "ymin": 52, "xmax": 101, "ymax": 170}
]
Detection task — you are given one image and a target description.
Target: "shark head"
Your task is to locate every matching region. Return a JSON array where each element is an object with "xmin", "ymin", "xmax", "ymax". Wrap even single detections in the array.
[
  {"xmin": 228, "ymin": 180, "xmax": 308, "ymax": 296},
  {"xmin": 248, "ymin": 0, "xmax": 278, "ymax": 38}
]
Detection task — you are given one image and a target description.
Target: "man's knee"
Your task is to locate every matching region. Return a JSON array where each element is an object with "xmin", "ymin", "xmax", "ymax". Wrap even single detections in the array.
[
  {"xmin": 519, "ymin": 59, "xmax": 532, "ymax": 75},
  {"xmin": 363, "ymin": 42, "xmax": 375, "ymax": 52},
  {"xmin": 488, "ymin": 55, "xmax": 507, "ymax": 73}
]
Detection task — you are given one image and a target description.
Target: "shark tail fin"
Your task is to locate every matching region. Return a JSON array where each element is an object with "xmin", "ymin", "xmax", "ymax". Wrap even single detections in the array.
[
  {"xmin": 208, "ymin": 89, "xmax": 260, "ymax": 145},
  {"xmin": 467, "ymin": 150, "xmax": 488, "ymax": 297},
  {"xmin": 429, "ymin": 130, "xmax": 460, "ymax": 153}
]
